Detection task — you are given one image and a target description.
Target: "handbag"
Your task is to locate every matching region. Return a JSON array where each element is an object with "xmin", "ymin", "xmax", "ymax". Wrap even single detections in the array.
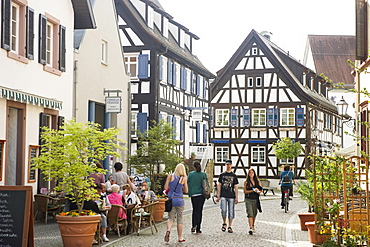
[
  {"xmin": 202, "ymin": 173, "xmax": 211, "ymax": 200},
  {"xmin": 165, "ymin": 175, "xmax": 180, "ymax": 212}
]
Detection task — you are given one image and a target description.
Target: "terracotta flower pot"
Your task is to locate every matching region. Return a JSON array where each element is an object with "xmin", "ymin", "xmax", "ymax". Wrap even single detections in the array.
[
  {"xmin": 297, "ymin": 212, "xmax": 315, "ymax": 231},
  {"xmin": 154, "ymin": 198, "xmax": 167, "ymax": 222},
  {"xmin": 305, "ymin": 221, "xmax": 330, "ymax": 244},
  {"xmin": 56, "ymin": 214, "xmax": 101, "ymax": 247}
]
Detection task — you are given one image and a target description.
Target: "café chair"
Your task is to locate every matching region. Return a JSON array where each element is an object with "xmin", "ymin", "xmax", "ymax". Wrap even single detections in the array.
[
  {"xmin": 34, "ymin": 194, "xmax": 61, "ymax": 224},
  {"xmin": 107, "ymin": 204, "xmax": 127, "ymax": 237},
  {"xmin": 130, "ymin": 202, "xmax": 158, "ymax": 235}
]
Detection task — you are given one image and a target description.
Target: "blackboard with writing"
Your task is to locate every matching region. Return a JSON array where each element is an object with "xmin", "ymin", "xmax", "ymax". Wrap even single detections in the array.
[
  {"xmin": 28, "ymin": 146, "xmax": 38, "ymax": 182},
  {"xmin": 0, "ymin": 187, "xmax": 33, "ymax": 247}
]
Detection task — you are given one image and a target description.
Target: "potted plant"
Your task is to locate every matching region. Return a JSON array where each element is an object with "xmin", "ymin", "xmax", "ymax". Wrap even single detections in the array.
[
  {"xmin": 33, "ymin": 120, "xmax": 122, "ymax": 247},
  {"xmin": 128, "ymin": 120, "xmax": 184, "ymax": 222},
  {"xmin": 296, "ymin": 179, "xmax": 315, "ymax": 231}
]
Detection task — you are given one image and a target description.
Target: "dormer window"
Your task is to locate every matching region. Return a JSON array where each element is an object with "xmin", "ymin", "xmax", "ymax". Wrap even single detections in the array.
[
  {"xmin": 163, "ymin": 17, "xmax": 168, "ymax": 38},
  {"xmin": 252, "ymin": 47, "xmax": 258, "ymax": 55}
]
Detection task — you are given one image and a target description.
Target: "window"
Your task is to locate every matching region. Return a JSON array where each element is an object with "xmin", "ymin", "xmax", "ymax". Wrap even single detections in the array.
[
  {"xmin": 125, "ymin": 54, "xmax": 138, "ymax": 78},
  {"xmin": 252, "ymin": 109, "xmax": 266, "ymax": 126},
  {"xmin": 101, "ymin": 40, "xmax": 108, "ymax": 64},
  {"xmin": 216, "ymin": 147, "xmax": 229, "ymax": 163},
  {"xmin": 162, "ymin": 17, "xmax": 168, "ymax": 38},
  {"xmin": 280, "ymin": 108, "xmax": 295, "ymax": 126},
  {"xmin": 280, "ymin": 158, "xmax": 294, "ymax": 164},
  {"xmin": 1, "ymin": 0, "xmax": 34, "ymax": 63},
  {"xmin": 252, "ymin": 146, "xmax": 265, "ymax": 163},
  {"xmin": 159, "ymin": 56, "xmax": 167, "ymax": 83},
  {"xmin": 131, "ymin": 112, "xmax": 138, "ymax": 137},
  {"xmin": 39, "ymin": 13, "xmax": 66, "ymax": 74},
  {"xmin": 256, "ymin": 77, "xmax": 262, "ymax": 87},
  {"xmin": 248, "ymin": 77, "xmax": 253, "ymax": 87},
  {"xmin": 216, "ymin": 109, "xmax": 229, "ymax": 126},
  {"xmin": 252, "ymin": 47, "xmax": 258, "ymax": 55}
]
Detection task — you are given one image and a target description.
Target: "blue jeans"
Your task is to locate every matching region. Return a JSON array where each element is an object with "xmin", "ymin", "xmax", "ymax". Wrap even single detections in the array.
[{"xmin": 220, "ymin": 197, "xmax": 235, "ymax": 219}]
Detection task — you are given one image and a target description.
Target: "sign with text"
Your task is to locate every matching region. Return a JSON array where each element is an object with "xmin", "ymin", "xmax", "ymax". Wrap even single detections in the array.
[
  {"xmin": 190, "ymin": 145, "xmax": 213, "ymax": 159},
  {"xmin": 0, "ymin": 186, "xmax": 33, "ymax": 247},
  {"xmin": 105, "ymin": 97, "xmax": 121, "ymax": 113},
  {"xmin": 191, "ymin": 110, "xmax": 202, "ymax": 121}
]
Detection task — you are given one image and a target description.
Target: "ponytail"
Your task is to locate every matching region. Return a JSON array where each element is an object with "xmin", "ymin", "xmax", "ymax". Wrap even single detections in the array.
[{"xmin": 193, "ymin": 161, "xmax": 201, "ymax": 172}]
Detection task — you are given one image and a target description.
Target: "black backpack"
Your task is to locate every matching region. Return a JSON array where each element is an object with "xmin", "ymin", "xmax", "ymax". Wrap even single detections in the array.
[{"xmin": 282, "ymin": 171, "xmax": 292, "ymax": 183}]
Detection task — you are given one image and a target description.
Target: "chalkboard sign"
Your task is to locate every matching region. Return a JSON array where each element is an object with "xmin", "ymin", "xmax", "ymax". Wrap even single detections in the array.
[
  {"xmin": 0, "ymin": 186, "xmax": 34, "ymax": 247},
  {"xmin": 28, "ymin": 146, "xmax": 39, "ymax": 182}
]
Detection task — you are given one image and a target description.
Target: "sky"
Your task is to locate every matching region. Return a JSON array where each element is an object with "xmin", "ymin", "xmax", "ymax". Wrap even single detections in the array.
[{"xmin": 159, "ymin": 0, "xmax": 355, "ymax": 74}]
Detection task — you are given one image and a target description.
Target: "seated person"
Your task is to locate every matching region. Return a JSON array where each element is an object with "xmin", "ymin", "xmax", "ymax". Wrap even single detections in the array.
[
  {"xmin": 105, "ymin": 174, "xmax": 113, "ymax": 194},
  {"xmin": 137, "ymin": 181, "xmax": 158, "ymax": 202},
  {"xmin": 107, "ymin": 184, "xmax": 126, "ymax": 219},
  {"xmin": 122, "ymin": 184, "xmax": 141, "ymax": 228}
]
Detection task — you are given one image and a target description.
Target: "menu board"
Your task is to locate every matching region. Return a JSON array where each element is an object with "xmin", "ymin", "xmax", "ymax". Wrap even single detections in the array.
[
  {"xmin": 28, "ymin": 146, "xmax": 39, "ymax": 182},
  {"xmin": 0, "ymin": 186, "xmax": 33, "ymax": 247}
]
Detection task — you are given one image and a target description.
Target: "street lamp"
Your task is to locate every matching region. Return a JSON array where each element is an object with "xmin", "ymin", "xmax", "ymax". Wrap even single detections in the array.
[{"xmin": 336, "ymin": 96, "xmax": 356, "ymax": 148}]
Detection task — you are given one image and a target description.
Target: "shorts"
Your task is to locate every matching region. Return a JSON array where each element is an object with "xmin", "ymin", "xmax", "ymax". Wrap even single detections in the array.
[
  {"xmin": 245, "ymin": 198, "xmax": 258, "ymax": 218},
  {"xmin": 168, "ymin": 206, "xmax": 184, "ymax": 224},
  {"xmin": 220, "ymin": 197, "xmax": 235, "ymax": 219}
]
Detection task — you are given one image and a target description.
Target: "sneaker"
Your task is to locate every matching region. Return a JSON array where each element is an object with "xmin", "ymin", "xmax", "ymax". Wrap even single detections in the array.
[
  {"xmin": 102, "ymin": 235, "xmax": 109, "ymax": 242},
  {"xmin": 281, "ymin": 206, "xmax": 285, "ymax": 209},
  {"xmin": 289, "ymin": 196, "xmax": 293, "ymax": 200},
  {"xmin": 252, "ymin": 227, "xmax": 256, "ymax": 233},
  {"xmin": 92, "ymin": 239, "xmax": 98, "ymax": 245},
  {"xmin": 191, "ymin": 227, "xmax": 196, "ymax": 233},
  {"xmin": 249, "ymin": 229, "xmax": 253, "ymax": 235}
]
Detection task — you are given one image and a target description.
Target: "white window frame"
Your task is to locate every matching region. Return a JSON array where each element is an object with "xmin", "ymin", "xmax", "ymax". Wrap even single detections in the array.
[
  {"xmin": 256, "ymin": 77, "xmax": 262, "ymax": 87},
  {"xmin": 46, "ymin": 22, "xmax": 53, "ymax": 66},
  {"xmin": 248, "ymin": 77, "xmax": 253, "ymax": 87},
  {"xmin": 280, "ymin": 108, "xmax": 295, "ymax": 126},
  {"xmin": 10, "ymin": 3, "xmax": 19, "ymax": 52},
  {"xmin": 216, "ymin": 147, "xmax": 229, "ymax": 163},
  {"xmin": 160, "ymin": 56, "xmax": 167, "ymax": 83},
  {"xmin": 215, "ymin": 109, "xmax": 229, "ymax": 126},
  {"xmin": 131, "ymin": 111, "xmax": 138, "ymax": 137},
  {"xmin": 252, "ymin": 146, "xmax": 265, "ymax": 163},
  {"xmin": 280, "ymin": 158, "xmax": 294, "ymax": 164},
  {"xmin": 101, "ymin": 40, "xmax": 108, "ymax": 64},
  {"xmin": 147, "ymin": 6, "xmax": 154, "ymax": 29},
  {"xmin": 252, "ymin": 109, "xmax": 266, "ymax": 126},
  {"xmin": 125, "ymin": 53, "xmax": 138, "ymax": 79},
  {"xmin": 163, "ymin": 17, "xmax": 169, "ymax": 39}
]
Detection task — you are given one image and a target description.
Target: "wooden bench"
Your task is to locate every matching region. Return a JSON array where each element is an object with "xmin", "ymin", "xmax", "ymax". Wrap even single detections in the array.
[{"xmin": 262, "ymin": 187, "xmax": 277, "ymax": 196}]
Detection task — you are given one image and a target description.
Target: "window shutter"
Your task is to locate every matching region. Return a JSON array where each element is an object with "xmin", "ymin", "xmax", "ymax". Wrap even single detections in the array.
[
  {"xmin": 137, "ymin": 54, "xmax": 149, "ymax": 79},
  {"xmin": 167, "ymin": 60, "xmax": 172, "ymax": 85},
  {"xmin": 159, "ymin": 56, "xmax": 163, "ymax": 81},
  {"xmin": 158, "ymin": 113, "xmax": 163, "ymax": 122},
  {"xmin": 59, "ymin": 25, "xmax": 66, "ymax": 72},
  {"xmin": 196, "ymin": 122, "xmax": 200, "ymax": 143},
  {"xmin": 167, "ymin": 115, "xmax": 171, "ymax": 123},
  {"xmin": 180, "ymin": 118, "xmax": 184, "ymax": 141},
  {"xmin": 243, "ymin": 109, "xmax": 250, "ymax": 127},
  {"xmin": 38, "ymin": 14, "xmax": 47, "ymax": 65},
  {"xmin": 137, "ymin": 113, "xmax": 148, "ymax": 134},
  {"xmin": 230, "ymin": 109, "xmax": 238, "ymax": 127},
  {"xmin": 1, "ymin": 0, "xmax": 11, "ymax": 51},
  {"xmin": 267, "ymin": 108, "xmax": 274, "ymax": 126},
  {"xmin": 184, "ymin": 69, "xmax": 187, "ymax": 90},
  {"xmin": 26, "ymin": 7, "xmax": 34, "ymax": 59},
  {"xmin": 296, "ymin": 108, "xmax": 304, "ymax": 126},
  {"xmin": 172, "ymin": 116, "xmax": 176, "ymax": 138},
  {"xmin": 274, "ymin": 108, "xmax": 278, "ymax": 126},
  {"xmin": 58, "ymin": 116, "xmax": 65, "ymax": 130},
  {"xmin": 196, "ymin": 75, "xmax": 200, "ymax": 96},
  {"xmin": 172, "ymin": 62, "xmax": 177, "ymax": 86},
  {"xmin": 203, "ymin": 124, "xmax": 207, "ymax": 143},
  {"xmin": 39, "ymin": 113, "xmax": 48, "ymax": 148},
  {"xmin": 209, "ymin": 108, "xmax": 214, "ymax": 127},
  {"xmin": 180, "ymin": 67, "xmax": 184, "ymax": 90},
  {"xmin": 203, "ymin": 78, "xmax": 206, "ymax": 98}
]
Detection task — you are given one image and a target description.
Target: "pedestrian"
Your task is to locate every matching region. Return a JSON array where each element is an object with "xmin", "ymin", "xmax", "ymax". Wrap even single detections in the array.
[
  {"xmin": 216, "ymin": 159, "xmax": 239, "ymax": 233},
  {"xmin": 112, "ymin": 162, "xmax": 135, "ymax": 191},
  {"xmin": 89, "ymin": 162, "xmax": 105, "ymax": 185},
  {"xmin": 279, "ymin": 165, "xmax": 295, "ymax": 209},
  {"xmin": 243, "ymin": 168, "xmax": 262, "ymax": 235},
  {"xmin": 187, "ymin": 161, "xmax": 209, "ymax": 234},
  {"xmin": 164, "ymin": 164, "xmax": 188, "ymax": 243}
]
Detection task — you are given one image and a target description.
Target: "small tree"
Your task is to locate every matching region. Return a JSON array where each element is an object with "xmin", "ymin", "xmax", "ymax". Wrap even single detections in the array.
[
  {"xmin": 128, "ymin": 120, "xmax": 184, "ymax": 191},
  {"xmin": 272, "ymin": 137, "xmax": 302, "ymax": 161},
  {"xmin": 33, "ymin": 120, "xmax": 123, "ymax": 214}
]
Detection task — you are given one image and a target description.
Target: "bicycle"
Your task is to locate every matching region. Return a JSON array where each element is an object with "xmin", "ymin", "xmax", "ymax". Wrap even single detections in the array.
[
  {"xmin": 282, "ymin": 188, "xmax": 290, "ymax": 213},
  {"xmin": 212, "ymin": 181, "xmax": 218, "ymax": 204}
]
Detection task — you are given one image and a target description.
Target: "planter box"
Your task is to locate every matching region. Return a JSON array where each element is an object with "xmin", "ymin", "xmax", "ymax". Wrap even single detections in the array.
[
  {"xmin": 305, "ymin": 221, "xmax": 330, "ymax": 244},
  {"xmin": 297, "ymin": 212, "xmax": 315, "ymax": 231}
]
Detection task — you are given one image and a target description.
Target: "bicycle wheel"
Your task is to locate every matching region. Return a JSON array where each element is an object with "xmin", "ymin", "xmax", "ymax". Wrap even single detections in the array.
[
  {"xmin": 212, "ymin": 187, "xmax": 217, "ymax": 204},
  {"xmin": 284, "ymin": 192, "xmax": 289, "ymax": 213}
]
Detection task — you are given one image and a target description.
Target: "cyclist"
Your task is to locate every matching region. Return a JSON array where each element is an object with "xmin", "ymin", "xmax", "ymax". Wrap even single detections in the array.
[{"xmin": 279, "ymin": 165, "xmax": 295, "ymax": 209}]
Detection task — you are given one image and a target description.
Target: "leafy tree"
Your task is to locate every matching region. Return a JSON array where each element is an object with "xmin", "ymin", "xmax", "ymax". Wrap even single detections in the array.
[
  {"xmin": 33, "ymin": 120, "xmax": 123, "ymax": 214},
  {"xmin": 272, "ymin": 137, "xmax": 302, "ymax": 160},
  {"xmin": 128, "ymin": 120, "xmax": 184, "ymax": 191}
]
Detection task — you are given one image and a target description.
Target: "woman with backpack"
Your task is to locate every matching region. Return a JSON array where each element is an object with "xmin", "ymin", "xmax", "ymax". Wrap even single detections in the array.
[{"xmin": 279, "ymin": 165, "xmax": 295, "ymax": 209}]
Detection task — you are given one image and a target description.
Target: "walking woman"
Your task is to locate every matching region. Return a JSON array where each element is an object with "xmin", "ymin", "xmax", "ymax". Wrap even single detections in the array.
[
  {"xmin": 243, "ymin": 169, "xmax": 262, "ymax": 235},
  {"xmin": 187, "ymin": 161, "xmax": 209, "ymax": 234},
  {"xmin": 164, "ymin": 164, "xmax": 188, "ymax": 243}
]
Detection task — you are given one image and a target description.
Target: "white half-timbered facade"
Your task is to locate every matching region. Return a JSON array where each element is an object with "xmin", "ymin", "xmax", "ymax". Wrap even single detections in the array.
[
  {"xmin": 114, "ymin": 0, "xmax": 214, "ymax": 166},
  {"xmin": 210, "ymin": 30, "xmax": 342, "ymax": 181}
]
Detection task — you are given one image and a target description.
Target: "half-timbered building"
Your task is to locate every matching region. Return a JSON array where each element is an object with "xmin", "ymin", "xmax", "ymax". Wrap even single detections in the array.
[
  {"xmin": 210, "ymin": 30, "xmax": 342, "ymax": 183},
  {"xmin": 114, "ymin": 0, "xmax": 215, "ymax": 169}
]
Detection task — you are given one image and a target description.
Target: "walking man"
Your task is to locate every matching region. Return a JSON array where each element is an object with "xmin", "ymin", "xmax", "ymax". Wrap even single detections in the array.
[{"xmin": 216, "ymin": 159, "xmax": 239, "ymax": 233}]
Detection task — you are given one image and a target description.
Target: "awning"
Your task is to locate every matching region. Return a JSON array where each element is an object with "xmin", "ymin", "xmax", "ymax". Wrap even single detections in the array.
[{"xmin": 335, "ymin": 144, "xmax": 356, "ymax": 156}]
